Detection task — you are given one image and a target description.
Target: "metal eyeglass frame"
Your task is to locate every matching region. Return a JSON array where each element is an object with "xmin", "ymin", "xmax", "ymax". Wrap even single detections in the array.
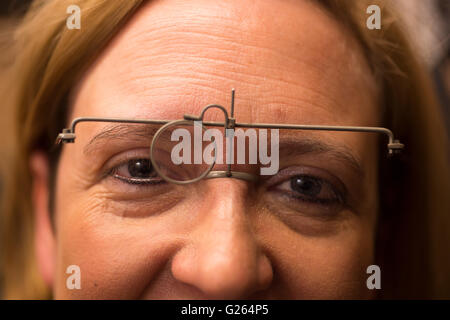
[{"xmin": 56, "ymin": 89, "xmax": 404, "ymax": 184}]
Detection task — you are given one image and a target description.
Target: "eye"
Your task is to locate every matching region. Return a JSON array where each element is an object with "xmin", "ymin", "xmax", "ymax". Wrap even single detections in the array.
[
  {"xmin": 275, "ymin": 174, "xmax": 343, "ymax": 205},
  {"xmin": 111, "ymin": 158, "xmax": 162, "ymax": 185},
  {"xmin": 290, "ymin": 176, "xmax": 322, "ymax": 197},
  {"xmin": 127, "ymin": 159, "xmax": 153, "ymax": 178}
]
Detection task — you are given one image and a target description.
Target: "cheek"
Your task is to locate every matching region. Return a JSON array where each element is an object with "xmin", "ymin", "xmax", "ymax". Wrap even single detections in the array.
[
  {"xmin": 270, "ymin": 218, "xmax": 375, "ymax": 299},
  {"xmin": 52, "ymin": 186, "xmax": 182, "ymax": 299},
  {"xmin": 51, "ymin": 152, "xmax": 200, "ymax": 299}
]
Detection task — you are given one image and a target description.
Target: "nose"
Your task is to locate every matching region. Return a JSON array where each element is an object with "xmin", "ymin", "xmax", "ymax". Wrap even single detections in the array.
[{"xmin": 170, "ymin": 179, "xmax": 273, "ymax": 299}]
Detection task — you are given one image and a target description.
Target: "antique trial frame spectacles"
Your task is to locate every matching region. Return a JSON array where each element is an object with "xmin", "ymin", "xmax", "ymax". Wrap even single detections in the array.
[{"xmin": 56, "ymin": 89, "xmax": 404, "ymax": 184}]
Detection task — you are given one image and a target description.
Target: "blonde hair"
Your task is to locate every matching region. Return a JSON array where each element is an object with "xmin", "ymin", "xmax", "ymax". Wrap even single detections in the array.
[{"xmin": 1, "ymin": 0, "xmax": 449, "ymax": 299}]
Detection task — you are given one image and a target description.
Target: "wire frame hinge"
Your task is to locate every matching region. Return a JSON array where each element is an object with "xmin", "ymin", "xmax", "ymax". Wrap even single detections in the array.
[{"xmin": 56, "ymin": 128, "xmax": 76, "ymax": 144}]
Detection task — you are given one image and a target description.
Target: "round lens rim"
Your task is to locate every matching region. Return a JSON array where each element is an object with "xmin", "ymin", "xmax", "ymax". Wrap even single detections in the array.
[{"xmin": 150, "ymin": 119, "xmax": 216, "ymax": 185}]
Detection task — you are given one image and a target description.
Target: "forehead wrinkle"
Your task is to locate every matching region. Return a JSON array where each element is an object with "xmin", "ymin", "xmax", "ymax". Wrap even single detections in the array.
[
  {"xmin": 75, "ymin": 0, "xmax": 379, "ymax": 129},
  {"xmin": 100, "ymin": 41, "xmax": 360, "ymax": 126},
  {"xmin": 104, "ymin": 0, "xmax": 370, "ymax": 82},
  {"xmin": 112, "ymin": 15, "xmax": 354, "ymax": 88},
  {"xmin": 111, "ymin": 32, "xmax": 334, "ymax": 97}
]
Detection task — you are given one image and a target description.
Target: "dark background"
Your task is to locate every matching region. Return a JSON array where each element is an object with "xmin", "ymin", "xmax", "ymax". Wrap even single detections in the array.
[{"xmin": 0, "ymin": 0, "xmax": 31, "ymax": 16}]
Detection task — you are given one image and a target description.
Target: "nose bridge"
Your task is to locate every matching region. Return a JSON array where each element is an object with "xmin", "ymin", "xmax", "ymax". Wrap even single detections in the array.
[
  {"xmin": 170, "ymin": 179, "xmax": 273, "ymax": 298},
  {"xmin": 200, "ymin": 179, "xmax": 250, "ymax": 234},
  {"xmin": 196, "ymin": 179, "xmax": 255, "ymax": 268}
]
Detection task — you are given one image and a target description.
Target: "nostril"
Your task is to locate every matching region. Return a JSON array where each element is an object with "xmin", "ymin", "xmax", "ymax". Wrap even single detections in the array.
[
  {"xmin": 258, "ymin": 253, "xmax": 274, "ymax": 292},
  {"xmin": 171, "ymin": 239, "xmax": 274, "ymax": 299},
  {"xmin": 192, "ymin": 256, "xmax": 271, "ymax": 299}
]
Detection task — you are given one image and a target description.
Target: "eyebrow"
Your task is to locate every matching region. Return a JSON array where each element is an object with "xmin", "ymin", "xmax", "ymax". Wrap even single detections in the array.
[
  {"xmin": 83, "ymin": 123, "xmax": 366, "ymax": 179},
  {"xmin": 277, "ymin": 138, "xmax": 365, "ymax": 181},
  {"xmin": 83, "ymin": 123, "xmax": 160, "ymax": 155}
]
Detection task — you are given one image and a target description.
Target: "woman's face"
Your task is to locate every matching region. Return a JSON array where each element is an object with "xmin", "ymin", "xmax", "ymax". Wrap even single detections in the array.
[{"xmin": 41, "ymin": 0, "xmax": 381, "ymax": 299}]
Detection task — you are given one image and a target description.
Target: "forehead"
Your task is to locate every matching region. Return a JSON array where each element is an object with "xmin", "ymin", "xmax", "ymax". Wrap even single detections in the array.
[{"xmin": 71, "ymin": 0, "xmax": 378, "ymax": 126}]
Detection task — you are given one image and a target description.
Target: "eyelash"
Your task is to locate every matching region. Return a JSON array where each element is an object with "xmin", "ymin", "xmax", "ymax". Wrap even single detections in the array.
[
  {"xmin": 102, "ymin": 149, "xmax": 163, "ymax": 186},
  {"xmin": 264, "ymin": 167, "xmax": 348, "ymax": 212},
  {"xmin": 272, "ymin": 176, "xmax": 344, "ymax": 206},
  {"xmin": 109, "ymin": 163, "xmax": 163, "ymax": 186}
]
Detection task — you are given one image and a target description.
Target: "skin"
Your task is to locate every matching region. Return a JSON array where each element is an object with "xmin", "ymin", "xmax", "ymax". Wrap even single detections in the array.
[{"xmin": 32, "ymin": 0, "xmax": 381, "ymax": 299}]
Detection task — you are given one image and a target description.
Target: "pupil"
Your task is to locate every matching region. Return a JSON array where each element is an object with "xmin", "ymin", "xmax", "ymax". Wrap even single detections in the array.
[
  {"xmin": 290, "ymin": 176, "xmax": 321, "ymax": 197},
  {"xmin": 128, "ymin": 159, "xmax": 152, "ymax": 178}
]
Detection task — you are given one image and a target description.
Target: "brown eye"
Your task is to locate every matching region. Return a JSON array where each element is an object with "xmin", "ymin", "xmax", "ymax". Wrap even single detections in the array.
[
  {"xmin": 275, "ymin": 174, "xmax": 343, "ymax": 205},
  {"xmin": 290, "ymin": 176, "xmax": 322, "ymax": 198},
  {"xmin": 127, "ymin": 159, "xmax": 153, "ymax": 178},
  {"xmin": 112, "ymin": 158, "xmax": 161, "ymax": 184}
]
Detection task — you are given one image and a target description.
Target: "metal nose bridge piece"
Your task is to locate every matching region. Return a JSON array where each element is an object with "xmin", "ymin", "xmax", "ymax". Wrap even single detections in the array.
[{"xmin": 168, "ymin": 89, "xmax": 258, "ymax": 184}]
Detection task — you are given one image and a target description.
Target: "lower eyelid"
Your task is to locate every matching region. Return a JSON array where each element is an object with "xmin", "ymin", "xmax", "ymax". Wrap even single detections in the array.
[
  {"xmin": 262, "ymin": 191, "xmax": 348, "ymax": 224},
  {"xmin": 267, "ymin": 166, "xmax": 347, "ymax": 195},
  {"xmin": 290, "ymin": 192, "xmax": 342, "ymax": 205},
  {"xmin": 112, "ymin": 173, "xmax": 164, "ymax": 185},
  {"xmin": 275, "ymin": 177, "xmax": 340, "ymax": 196},
  {"xmin": 272, "ymin": 187, "xmax": 342, "ymax": 206}
]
